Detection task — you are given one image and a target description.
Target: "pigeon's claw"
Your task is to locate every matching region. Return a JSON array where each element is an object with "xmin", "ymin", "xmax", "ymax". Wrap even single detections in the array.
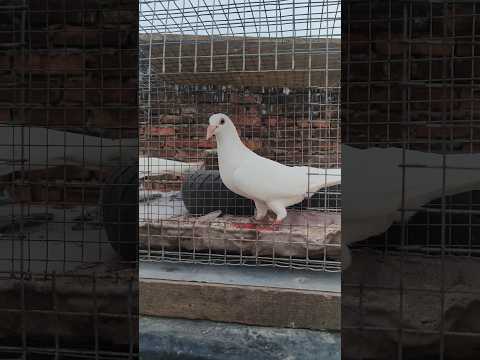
[{"xmin": 265, "ymin": 219, "xmax": 283, "ymax": 231}]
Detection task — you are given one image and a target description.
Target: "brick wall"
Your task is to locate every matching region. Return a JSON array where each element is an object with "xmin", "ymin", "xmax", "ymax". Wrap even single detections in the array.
[
  {"xmin": 140, "ymin": 85, "xmax": 341, "ymax": 172},
  {"xmin": 1, "ymin": 0, "xmax": 137, "ymax": 205},
  {"xmin": 343, "ymin": 2, "xmax": 480, "ymax": 152},
  {"xmin": 2, "ymin": 0, "xmax": 137, "ymax": 134}
]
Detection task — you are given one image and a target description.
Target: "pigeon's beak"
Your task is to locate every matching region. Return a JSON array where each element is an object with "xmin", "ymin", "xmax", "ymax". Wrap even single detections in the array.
[{"xmin": 206, "ymin": 124, "xmax": 217, "ymax": 140}]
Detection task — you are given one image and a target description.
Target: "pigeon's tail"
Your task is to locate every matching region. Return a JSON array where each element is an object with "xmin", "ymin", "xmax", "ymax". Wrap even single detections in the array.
[
  {"xmin": 301, "ymin": 167, "xmax": 341, "ymax": 196},
  {"xmin": 406, "ymin": 153, "xmax": 480, "ymax": 211}
]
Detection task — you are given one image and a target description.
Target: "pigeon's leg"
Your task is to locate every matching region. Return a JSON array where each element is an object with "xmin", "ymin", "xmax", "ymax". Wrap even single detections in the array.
[
  {"xmin": 267, "ymin": 201, "xmax": 287, "ymax": 225},
  {"xmin": 254, "ymin": 200, "xmax": 268, "ymax": 221},
  {"xmin": 254, "ymin": 202, "xmax": 286, "ymax": 232}
]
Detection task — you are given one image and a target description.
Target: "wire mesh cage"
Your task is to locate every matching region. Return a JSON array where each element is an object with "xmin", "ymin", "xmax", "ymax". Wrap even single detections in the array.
[
  {"xmin": 342, "ymin": 1, "xmax": 480, "ymax": 359},
  {"xmin": 0, "ymin": 1, "xmax": 138, "ymax": 358},
  {"xmin": 139, "ymin": 0, "xmax": 342, "ymax": 272}
]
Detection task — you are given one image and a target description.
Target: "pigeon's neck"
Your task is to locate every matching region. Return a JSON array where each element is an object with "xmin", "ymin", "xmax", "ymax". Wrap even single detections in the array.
[
  {"xmin": 215, "ymin": 129, "xmax": 249, "ymax": 170},
  {"xmin": 216, "ymin": 128, "xmax": 246, "ymax": 151}
]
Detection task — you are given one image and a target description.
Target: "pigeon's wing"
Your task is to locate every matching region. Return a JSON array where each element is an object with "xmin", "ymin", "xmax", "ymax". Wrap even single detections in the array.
[{"xmin": 231, "ymin": 160, "xmax": 309, "ymax": 202}]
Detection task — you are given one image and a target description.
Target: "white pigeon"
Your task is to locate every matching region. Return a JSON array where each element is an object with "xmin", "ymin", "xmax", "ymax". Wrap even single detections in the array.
[
  {"xmin": 206, "ymin": 113, "xmax": 341, "ymax": 224},
  {"xmin": 342, "ymin": 145, "xmax": 480, "ymax": 268},
  {"xmin": 0, "ymin": 126, "xmax": 137, "ymax": 177},
  {"xmin": 139, "ymin": 157, "xmax": 204, "ymax": 179}
]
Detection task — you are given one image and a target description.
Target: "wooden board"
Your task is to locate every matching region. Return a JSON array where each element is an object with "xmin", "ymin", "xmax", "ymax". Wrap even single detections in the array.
[
  {"xmin": 140, "ymin": 210, "xmax": 341, "ymax": 260},
  {"xmin": 139, "ymin": 34, "xmax": 341, "ymax": 88},
  {"xmin": 140, "ymin": 278, "xmax": 340, "ymax": 331}
]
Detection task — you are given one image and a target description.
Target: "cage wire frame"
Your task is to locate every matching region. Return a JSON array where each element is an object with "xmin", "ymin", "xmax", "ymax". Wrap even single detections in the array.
[
  {"xmin": 0, "ymin": 1, "xmax": 138, "ymax": 359},
  {"xmin": 139, "ymin": 0, "xmax": 342, "ymax": 272},
  {"xmin": 342, "ymin": 1, "xmax": 480, "ymax": 359}
]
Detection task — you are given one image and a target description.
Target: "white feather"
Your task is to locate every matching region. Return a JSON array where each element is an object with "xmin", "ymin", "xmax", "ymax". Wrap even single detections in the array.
[
  {"xmin": 342, "ymin": 145, "xmax": 480, "ymax": 268},
  {"xmin": 0, "ymin": 126, "xmax": 136, "ymax": 177},
  {"xmin": 139, "ymin": 157, "xmax": 204, "ymax": 179}
]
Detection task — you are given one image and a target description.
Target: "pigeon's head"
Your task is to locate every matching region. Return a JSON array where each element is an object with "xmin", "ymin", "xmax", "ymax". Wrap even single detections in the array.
[{"xmin": 206, "ymin": 113, "xmax": 234, "ymax": 140}]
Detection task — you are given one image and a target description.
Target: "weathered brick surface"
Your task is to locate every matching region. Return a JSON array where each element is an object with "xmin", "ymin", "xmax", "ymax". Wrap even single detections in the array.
[
  {"xmin": 3, "ymin": 1, "xmax": 137, "ymax": 133},
  {"xmin": 141, "ymin": 82, "xmax": 341, "ymax": 167},
  {"xmin": 2, "ymin": 0, "xmax": 137, "ymax": 209},
  {"xmin": 141, "ymin": 90, "xmax": 340, "ymax": 168},
  {"xmin": 343, "ymin": 2, "xmax": 479, "ymax": 151}
]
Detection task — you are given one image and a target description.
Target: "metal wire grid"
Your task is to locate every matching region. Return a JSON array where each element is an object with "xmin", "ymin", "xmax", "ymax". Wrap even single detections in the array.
[
  {"xmin": 0, "ymin": 1, "xmax": 138, "ymax": 358},
  {"xmin": 0, "ymin": 272, "xmax": 137, "ymax": 360},
  {"xmin": 342, "ymin": 1, "xmax": 480, "ymax": 359},
  {"xmin": 140, "ymin": 0, "xmax": 340, "ymax": 37},
  {"xmin": 139, "ymin": 0, "xmax": 341, "ymax": 272}
]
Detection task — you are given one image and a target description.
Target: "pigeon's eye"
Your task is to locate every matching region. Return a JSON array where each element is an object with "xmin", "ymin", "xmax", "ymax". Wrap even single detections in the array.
[{"xmin": 220, "ymin": 119, "xmax": 225, "ymax": 125}]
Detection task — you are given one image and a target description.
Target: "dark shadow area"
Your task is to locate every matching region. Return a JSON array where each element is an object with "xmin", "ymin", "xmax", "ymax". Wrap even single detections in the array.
[
  {"xmin": 342, "ymin": 1, "xmax": 480, "ymax": 359},
  {"xmin": 0, "ymin": 1, "xmax": 138, "ymax": 358}
]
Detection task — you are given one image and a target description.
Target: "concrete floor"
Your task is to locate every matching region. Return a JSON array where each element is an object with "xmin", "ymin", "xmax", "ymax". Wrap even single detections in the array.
[
  {"xmin": 140, "ymin": 316, "xmax": 340, "ymax": 360},
  {"xmin": 140, "ymin": 262, "xmax": 341, "ymax": 359}
]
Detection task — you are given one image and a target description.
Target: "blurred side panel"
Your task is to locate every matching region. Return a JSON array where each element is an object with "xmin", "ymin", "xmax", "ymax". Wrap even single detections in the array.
[
  {"xmin": 342, "ymin": 1, "xmax": 480, "ymax": 359},
  {"xmin": 0, "ymin": 0, "xmax": 138, "ymax": 358}
]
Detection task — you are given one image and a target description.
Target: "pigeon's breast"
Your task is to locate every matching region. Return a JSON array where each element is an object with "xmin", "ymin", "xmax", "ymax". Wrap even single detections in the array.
[{"xmin": 219, "ymin": 166, "xmax": 248, "ymax": 198}]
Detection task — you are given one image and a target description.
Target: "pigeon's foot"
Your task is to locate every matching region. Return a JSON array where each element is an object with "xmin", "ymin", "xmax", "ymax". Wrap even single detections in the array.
[{"xmin": 271, "ymin": 220, "xmax": 283, "ymax": 231}]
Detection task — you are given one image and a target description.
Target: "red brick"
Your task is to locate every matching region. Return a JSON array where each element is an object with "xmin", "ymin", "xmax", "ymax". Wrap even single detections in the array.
[
  {"xmin": 231, "ymin": 94, "xmax": 261, "ymax": 104},
  {"xmin": 158, "ymin": 114, "xmax": 183, "ymax": 124},
  {"xmin": 312, "ymin": 120, "xmax": 331, "ymax": 129},
  {"xmin": 50, "ymin": 26, "xmax": 99, "ymax": 47},
  {"xmin": 165, "ymin": 138, "xmax": 215, "ymax": 149},
  {"xmin": 142, "ymin": 149, "xmax": 178, "ymax": 158},
  {"xmin": 175, "ymin": 125, "xmax": 207, "ymax": 138},
  {"xmin": 16, "ymin": 53, "xmax": 84, "ymax": 74},
  {"xmin": 298, "ymin": 120, "xmax": 311, "ymax": 128},
  {"xmin": 232, "ymin": 115, "xmax": 262, "ymax": 126},
  {"xmin": 148, "ymin": 127, "xmax": 176, "ymax": 136},
  {"xmin": 264, "ymin": 116, "xmax": 291, "ymax": 127},
  {"xmin": 244, "ymin": 139, "xmax": 263, "ymax": 151},
  {"xmin": 265, "ymin": 117, "xmax": 278, "ymax": 127},
  {"xmin": 181, "ymin": 107, "xmax": 196, "ymax": 115},
  {"xmin": 175, "ymin": 150, "xmax": 204, "ymax": 162}
]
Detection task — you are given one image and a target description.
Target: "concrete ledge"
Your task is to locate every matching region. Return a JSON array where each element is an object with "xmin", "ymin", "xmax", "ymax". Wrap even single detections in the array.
[
  {"xmin": 140, "ymin": 263, "xmax": 340, "ymax": 331},
  {"xmin": 141, "ymin": 316, "xmax": 340, "ymax": 360}
]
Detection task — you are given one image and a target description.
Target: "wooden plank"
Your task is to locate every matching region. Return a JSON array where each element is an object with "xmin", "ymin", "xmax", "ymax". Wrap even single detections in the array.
[{"xmin": 140, "ymin": 278, "xmax": 340, "ymax": 331}]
